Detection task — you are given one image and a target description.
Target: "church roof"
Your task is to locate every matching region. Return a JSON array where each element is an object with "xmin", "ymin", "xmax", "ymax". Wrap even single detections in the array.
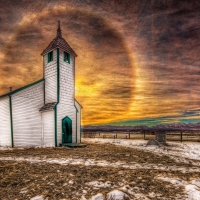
[
  {"xmin": 41, "ymin": 21, "xmax": 77, "ymax": 57},
  {"xmin": 39, "ymin": 102, "xmax": 58, "ymax": 112},
  {"xmin": 75, "ymin": 99, "xmax": 83, "ymax": 108},
  {"xmin": 0, "ymin": 79, "xmax": 44, "ymax": 98}
]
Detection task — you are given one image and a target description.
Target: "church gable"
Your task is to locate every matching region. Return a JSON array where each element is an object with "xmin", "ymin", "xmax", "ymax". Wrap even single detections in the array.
[{"xmin": 0, "ymin": 79, "xmax": 44, "ymax": 99}]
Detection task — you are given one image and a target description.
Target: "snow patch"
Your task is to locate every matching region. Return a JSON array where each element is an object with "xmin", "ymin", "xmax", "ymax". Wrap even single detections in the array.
[
  {"xmin": 120, "ymin": 185, "xmax": 135, "ymax": 195},
  {"xmin": 0, "ymin": 146, "xmax": 13, "ymax": 151},
  {"xmin": 185, "ymin": 184, "xmax": 200, "ymax": 200},
  {"xmin": 148, "ymin": 192, "xmax": 156, "ymax": 198},
  {"xmin": 86, "ymin": 181, "xmax": 113, "ymax": 188},
  {"xmin": 157, "ymin": 176, "xmax": 200, "ymax": 200},
  {"xmin": 157, "ymin": 176, "xmax": 187, "ymax": 186},
  {"xmin": 68, "ymin": 180, "xmax": 74, "ymax": 184},
  {"xmin": 191, "ymin": 180, "xmax": 200, "ymax": 188},
  {"xmin": 30, "ymin": 196, "xmax": 44, "ymax": 200},
  {"xmin": 0, "ymin": 156, "xmax": 199, "ymax": 173},
  {"xmin": 107, "ymin": 190, "xmax": 130, "ymax": 200},
  {"xmin": 119, "ymin": 185, "xmax": 149, "ymax": 199},
  {"xmin": 83, "ymin": 138, "xmax": 200, "ymax": 165},
  {"xmin": 89, "ymin": 193, "xmax": 105, "ymax": 200},
  {"xmin": 81, "ymin": 195, "xmax": 88, "ymax": 200}
]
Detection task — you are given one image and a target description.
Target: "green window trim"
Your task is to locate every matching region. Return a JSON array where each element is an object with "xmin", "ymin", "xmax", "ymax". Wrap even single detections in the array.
[
  {"xmin": 9, "ymin": 95, "xmax": 14, "ymax": 147},
  {"xmin": 57, "ymin": 49, "xmax": 60, "ymax": 102},
  {"xmin": 54, "ymin": 48, "xmax": 60, "ymax": 147},
  {"xmin": 74, "ymin": 103, "xmax": 78, "ymax": 143},
  {"xmin": 54, "ymin": 105, "xmax": 57, "ymax": 147},
  {"xmin": 64, "ymin": 52, "xmax": 70, "ymax": 64},
  {"xmin": 48, "ymin": 51, "xmax": 53, "ymax": 63}
]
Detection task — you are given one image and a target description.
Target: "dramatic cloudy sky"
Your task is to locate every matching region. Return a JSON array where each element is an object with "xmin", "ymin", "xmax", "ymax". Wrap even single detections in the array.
[{"xmin": 0, "ymin": 0, "xmax": 200, "ymax": 125}]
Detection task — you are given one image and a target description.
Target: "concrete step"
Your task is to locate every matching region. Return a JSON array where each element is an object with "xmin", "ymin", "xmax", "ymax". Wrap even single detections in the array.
[{"xmin": 61, "ymin": 143, "xmax": 87, "ymax": 148}]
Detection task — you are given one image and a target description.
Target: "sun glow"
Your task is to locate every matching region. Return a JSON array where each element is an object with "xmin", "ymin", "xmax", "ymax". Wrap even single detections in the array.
[{"xmin": 6, "ymin": 5, "xmax": 137, "ymax": 125}]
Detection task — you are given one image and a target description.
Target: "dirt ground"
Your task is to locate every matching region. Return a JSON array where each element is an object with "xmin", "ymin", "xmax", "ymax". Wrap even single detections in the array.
[{"xmin": 0, "ymin": 143, "xmax": 199, "ymax": 199}]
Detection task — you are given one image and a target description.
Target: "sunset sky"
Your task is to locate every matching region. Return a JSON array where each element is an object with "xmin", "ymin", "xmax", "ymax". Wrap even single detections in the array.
[{"xmin": 0, "ymin": 0, "xmax": 200, "ymax": 126}]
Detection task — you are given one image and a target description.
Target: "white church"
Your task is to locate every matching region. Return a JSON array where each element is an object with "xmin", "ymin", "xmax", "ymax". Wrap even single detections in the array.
[{"xmin": 0, "ymin": 22, "xmax": 82, "ymax": 147}]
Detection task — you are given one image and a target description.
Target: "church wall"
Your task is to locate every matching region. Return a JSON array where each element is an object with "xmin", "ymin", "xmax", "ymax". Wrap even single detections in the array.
[
  {"xmin": 12, "ymin": 81, "xmax": 44, "ymax": 146},
  {"xmin": 0, "ymin": 96, "xmax": 11, "ymax": 146},
  {"xmin": 75, "ymin": 100, "xmax": 81, "ymax": 143},
  {"xmin": 44, "ymin": 50, "xmax": 57, "ymax": 103},
  {"xmin": 41, "ymin": 110, "xmax": 55, "ymax": 146},
  {"xmin": 57, "ymin": 50, "xmax": 77, "ymax": 144}
]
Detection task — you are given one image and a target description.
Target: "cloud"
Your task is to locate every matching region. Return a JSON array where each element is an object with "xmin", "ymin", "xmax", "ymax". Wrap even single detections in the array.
[{"xmin": 1, "ymin": 0, "xmax": 200, "ymax": 125}]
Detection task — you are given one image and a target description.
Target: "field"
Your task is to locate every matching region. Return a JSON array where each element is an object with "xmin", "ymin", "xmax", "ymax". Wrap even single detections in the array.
[{"xmin": 0, "ymin": 138, "xmax": 200, "ymax": 200}]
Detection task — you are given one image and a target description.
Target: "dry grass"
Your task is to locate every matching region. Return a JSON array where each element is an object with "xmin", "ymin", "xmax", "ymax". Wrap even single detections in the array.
[
  {"xmin": 0, "ymin": 143, "xmax": 193, "ymax": 167},
  {"xmin": 0, "ymin": 143, "xmax": 199, "ymax": 199}
]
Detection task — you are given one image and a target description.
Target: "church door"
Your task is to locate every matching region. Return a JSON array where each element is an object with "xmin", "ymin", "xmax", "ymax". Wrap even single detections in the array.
[{"xmin": 62, "ymin": 116, "xmax": 72, "ymax": 143}]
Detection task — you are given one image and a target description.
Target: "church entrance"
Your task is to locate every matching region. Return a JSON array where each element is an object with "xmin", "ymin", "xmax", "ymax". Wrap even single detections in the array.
[{"xmin": 62, "ymin": 116, "xmax": 72, "ymax": 143}]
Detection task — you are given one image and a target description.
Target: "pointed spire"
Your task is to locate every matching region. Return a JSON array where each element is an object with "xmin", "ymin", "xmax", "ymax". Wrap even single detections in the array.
[
  {"xmin": 57, "ymin": 20, "xmax": 62, "ymax": 38},
  {"xmin": 41, "ymin": 20, "xmax": 77, "ymax": 57}
]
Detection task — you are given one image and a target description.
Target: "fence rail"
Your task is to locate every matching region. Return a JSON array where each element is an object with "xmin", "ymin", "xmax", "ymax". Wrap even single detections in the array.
[{"xmin": 82, "ymin": 131, "xmax": 200, "ymax": 142}]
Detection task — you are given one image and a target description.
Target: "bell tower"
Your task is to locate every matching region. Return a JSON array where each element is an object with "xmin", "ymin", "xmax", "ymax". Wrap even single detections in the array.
[
  {"xmin": 41, "ymin": 21, "xmax": 77, "ymax": 104},
  {"xmin": 41, "ymin": 21, "xmax": 80, "ymax": 145}
]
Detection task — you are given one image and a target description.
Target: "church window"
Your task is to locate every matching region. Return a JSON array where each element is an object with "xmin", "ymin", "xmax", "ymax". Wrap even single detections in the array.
[
  {"xmin": 64, "ymin": 52, "xmax": 70, "ymax": 64},
  {"xmin": 48, "ymin": 51, "xmax": 53, "ymax": 63}
]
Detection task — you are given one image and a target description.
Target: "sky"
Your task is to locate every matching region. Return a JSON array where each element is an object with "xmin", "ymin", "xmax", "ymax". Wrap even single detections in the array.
[{"xmin": 0, "ymin": 0, "xmax": 200, "ymax": 126}]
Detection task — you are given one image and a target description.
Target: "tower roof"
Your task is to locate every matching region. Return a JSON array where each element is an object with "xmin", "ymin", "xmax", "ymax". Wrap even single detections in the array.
[{"xmin": 41, "ymin": 21, "xmax": 77, "ymax": 57}]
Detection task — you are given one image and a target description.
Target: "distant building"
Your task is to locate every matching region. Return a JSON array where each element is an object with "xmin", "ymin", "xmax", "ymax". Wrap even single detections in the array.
[{"xmin": 0, "ymin": 21, "xmax": 82, "ymax": 147}]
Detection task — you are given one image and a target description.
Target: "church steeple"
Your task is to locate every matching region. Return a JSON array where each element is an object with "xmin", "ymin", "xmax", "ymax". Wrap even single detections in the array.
[
  {"xmin": 57, "ymin": 21, "xmax": 62, "ymax": 38},
  {"xmin": 41, "ymin": 21, "xmax": 77, "ymax": 57}
]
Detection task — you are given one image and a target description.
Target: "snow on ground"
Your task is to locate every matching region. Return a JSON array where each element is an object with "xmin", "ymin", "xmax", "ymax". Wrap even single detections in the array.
[
  {"xmin": 157, "ymin": 176, "xmax": 200, "ymax": 200},
  {"xmin": 107, "ymin": 190, "xmax": 130, "ymax": 200},
  {"xmin": 82, "ymin": 138, "xmax": 200, "ymax": 165},
  {"xmin": 81, "ymin": 187, "xmax": 147, "ymax": 200},
  {"xmin": 1, "ymin": 139, "xmax": 200, "ymax": 199},
  {"xmin": 81, "ymin": 138, "xmax": 200, "ymax": 200},
  {"xmin": 0, "ymin": 156, "xmax": 199, "ymax": 173},
  {"xmin": 185, "ymin": 185, "xmax": 200, "ymax": 200},
  {"xmin": 30, "ymin": 195, "xmax": 45, "ymax": 200},
  {"xmin": 0, "ymin": 146, "xmax": 13, "ymax": 151},
  {"xmin": 86, "ymin": 181, "xmax": 114, "ymax": 188},
  {"xmin": 89, "ymin": 193, "xmax": 105, "ymax": 200}
]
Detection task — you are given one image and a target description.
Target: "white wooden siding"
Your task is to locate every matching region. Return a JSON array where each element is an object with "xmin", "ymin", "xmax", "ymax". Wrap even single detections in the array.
[
  {"xmin": 0, "ymin": 96, "xmax": 11, "ymax": 146},
  {"xmin": 44, "ymin": 50, "xmax": 57, "ymax": 103},
  {"xmin": 75, "ymin": 100, "xmax": 81, "ymax": 143},
  {"xmin": 12, "ymin": 81, "xmax": 44, "ymax": 147},
  {"xmin": 57, "ymin": 50, "xmax": 77, "ymax": 144},
  {"xmin": 42, "ymin": 111, "xmax": 54, "ymax": 146}
]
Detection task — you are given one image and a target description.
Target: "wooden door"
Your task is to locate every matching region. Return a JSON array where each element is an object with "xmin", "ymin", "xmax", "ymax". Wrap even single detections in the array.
[{"xmin": 62, "ymin": 116, "xmax": 72, "ymax": 143}]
